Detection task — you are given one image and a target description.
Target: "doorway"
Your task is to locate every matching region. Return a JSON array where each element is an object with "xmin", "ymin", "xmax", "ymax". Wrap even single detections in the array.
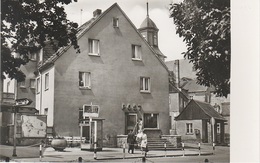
[{"xmin": 126, "ymin": 113, "xmax": 137, "ymax": 134}]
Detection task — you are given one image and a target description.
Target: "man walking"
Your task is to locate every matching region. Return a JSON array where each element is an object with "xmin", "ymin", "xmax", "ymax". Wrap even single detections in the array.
[{"xmin": 127, "ymin": 130, "xmax": 135, "ymax": 154}]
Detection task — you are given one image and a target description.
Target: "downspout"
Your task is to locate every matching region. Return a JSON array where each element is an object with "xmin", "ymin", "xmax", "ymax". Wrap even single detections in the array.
[{"xmin": 40, "ymin": 72, "xmax": 43, "ymax": 115}]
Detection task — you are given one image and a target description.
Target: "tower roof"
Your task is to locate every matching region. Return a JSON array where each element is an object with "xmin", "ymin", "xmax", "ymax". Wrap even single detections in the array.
[{"xmin": 139, "ymin": 16, "xmax": 158, "ymax": 30}]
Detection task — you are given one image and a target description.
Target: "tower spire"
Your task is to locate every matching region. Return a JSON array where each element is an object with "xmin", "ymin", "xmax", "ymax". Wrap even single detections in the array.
[{"xmin": 146, "ymin": 0, "xmax": 149, "ymax": 17}]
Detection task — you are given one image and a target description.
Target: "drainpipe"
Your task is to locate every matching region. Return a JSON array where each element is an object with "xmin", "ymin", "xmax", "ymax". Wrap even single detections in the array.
[{"xmin": 40, "ymin": 72, "xmax": 43, "ymax": 114}]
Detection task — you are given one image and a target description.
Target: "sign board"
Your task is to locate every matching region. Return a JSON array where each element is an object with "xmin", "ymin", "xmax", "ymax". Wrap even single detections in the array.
[
  {"xmin": 19, "ymin": 115, "xmax": 47, "ymax": 138},
  {"xmin": 83, "ymin": 104, "xmax": 99, "ymax": 118},
  {"xmin": 15, "ymin": 98, "xmax": 33, "ymax": 106}
]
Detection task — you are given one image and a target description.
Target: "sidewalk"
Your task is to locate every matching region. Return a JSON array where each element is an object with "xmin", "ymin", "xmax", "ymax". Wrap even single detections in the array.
[{"xmin": 12, "ymin": 146, "xmax": 214, "ymax": 162}]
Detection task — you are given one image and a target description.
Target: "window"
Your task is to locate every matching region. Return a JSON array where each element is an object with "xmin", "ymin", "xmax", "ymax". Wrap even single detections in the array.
[
  {"xmin": 30, "ymin": 79, "xmax": 35, "ymax": 89},
  {"xmin": 36, "ymin": 78, "xmax": 40, "ymax": 93},
  {"xmin": 19, "ymin": 80, "xmax": 26, "ymax": 88},
  {"xmin": 217, "ymin": 123, "xmax": 221, "ymax": 134},
  {"xmin": 144, "ymin": 113, "xmax": 158, "ymax": 128},
  {"xmin": 44, "ymin": 108, "xmax": 48, "ymax": 115},
  {"xmin": 140, "ymin": 77, "xmax": 150, "ymax": 92},
  {"xmin": 153, "ymin": 34, "xmax": 157, "ymax": 46},
  {"xmin": 113, "ymin": 17, "xmax": 119, "ymax": 27},
  {"xmin": 186, "ymin": 123, "xmax": 193, "ymax": 134},
  {"xmin": 29, "ymin": 53, "xmax": 37, "ymax": 61},
  {"xmin": 132, "ymin": 45, "xmax": 142, "ymax": 60},
  {"xmin": 88, "ymin": 39, "xmax": 100, "ymax": 55},
  {"xmin": 45, "ymin": 73, "xmax": 49, "ymax": 90},
  {"xmin": 79, "ymin": 72, "xmax": 91, "ymax": 88}
]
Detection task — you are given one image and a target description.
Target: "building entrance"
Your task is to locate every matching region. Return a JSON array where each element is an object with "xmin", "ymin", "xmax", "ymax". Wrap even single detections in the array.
[{"xmin": 126, "ymin": 113, "xmax": 137, "ymax": 134}]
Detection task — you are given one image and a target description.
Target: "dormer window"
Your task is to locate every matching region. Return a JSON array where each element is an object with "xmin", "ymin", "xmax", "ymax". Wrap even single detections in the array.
[{"xmin": 113, "ymin": 17, "xmax": 119, "ymax": 27}]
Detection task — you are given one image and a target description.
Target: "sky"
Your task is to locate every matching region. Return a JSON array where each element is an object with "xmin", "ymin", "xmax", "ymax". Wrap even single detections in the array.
[{"xmin": 63, "ymin": 0, "xmax": 187, "ymax": 61}]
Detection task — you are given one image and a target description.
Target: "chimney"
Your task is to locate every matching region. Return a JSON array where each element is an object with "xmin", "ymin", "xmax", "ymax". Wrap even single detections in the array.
[
  {"xmin": 174, "ymin": 60, "xmax": 180, "ymax": 88},
  {"xmin": 93, "ymin": 9, "xmax": 102, "ymax": 18}
]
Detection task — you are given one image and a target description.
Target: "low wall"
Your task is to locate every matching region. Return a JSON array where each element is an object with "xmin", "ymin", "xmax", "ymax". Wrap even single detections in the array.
[
  {"xmin": 161, "ymin": 135, "xmax": 182, "ymax": 148},
  {"xmin": 116, "ymin": 135, "xmax": 127, "ymax": 148}
]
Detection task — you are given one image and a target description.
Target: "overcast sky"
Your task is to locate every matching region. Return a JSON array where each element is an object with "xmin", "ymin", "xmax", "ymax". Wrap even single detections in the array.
[{"xmin": 64, "ymin": 0, "xmax": 187, "ymax": 61}]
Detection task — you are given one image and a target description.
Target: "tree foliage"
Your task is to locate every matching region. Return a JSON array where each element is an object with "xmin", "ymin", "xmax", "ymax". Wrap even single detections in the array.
[
  {"xmin": 170, "ymin": 0, "xmax": 230, "ymax": 97},
  {"xmin": 1, "ymin": 0, "xmax": 80, "ymax": 82}
]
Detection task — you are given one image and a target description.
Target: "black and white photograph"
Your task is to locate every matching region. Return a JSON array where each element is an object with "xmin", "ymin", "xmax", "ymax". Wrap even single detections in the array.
[{"xmin": 1, "ymin": 0, "xmax": 259, "ymax": 162}]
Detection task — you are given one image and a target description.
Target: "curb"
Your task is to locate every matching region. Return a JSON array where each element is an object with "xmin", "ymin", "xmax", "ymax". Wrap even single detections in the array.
[{"xmin": 95, "ymin": 152, "xmax": 213, "ymax": 161}]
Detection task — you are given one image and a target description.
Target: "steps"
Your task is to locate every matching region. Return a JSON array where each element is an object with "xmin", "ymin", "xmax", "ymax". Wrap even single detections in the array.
[{"xmin": 147, "ymin": 138, "xmax": 181, "ymax": 150}]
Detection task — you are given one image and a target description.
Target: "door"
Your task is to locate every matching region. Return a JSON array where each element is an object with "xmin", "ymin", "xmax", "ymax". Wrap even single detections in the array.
[
  {"xmin": 126, "ymin": 113, "xmax": 137, "ymax": 134},
  {"xmin": 82, "ymin": 126, "xmax": 90, "ymax": 143}
]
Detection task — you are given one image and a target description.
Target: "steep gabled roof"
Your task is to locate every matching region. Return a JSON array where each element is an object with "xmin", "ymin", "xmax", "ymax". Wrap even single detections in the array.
[
  {"xmin": 181, "ymin": 79, "xmax": 208, "ymax": 93},
  {"xmin": 39, "ymin": 3, "xmax": 170, "ymax": 73},
  {"xmin": 175, "ymin": 99, "xmax": 226, "ymax": 121}
]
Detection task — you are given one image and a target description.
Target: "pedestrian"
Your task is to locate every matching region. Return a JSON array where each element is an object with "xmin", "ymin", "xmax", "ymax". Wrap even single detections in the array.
[
  {"xmin": 139, "ymin": 130, "xmax": 148, "ymax": 156},
  {"xmin": 138, "ymin": 118, "xmax": 143, "ymax": 131},
  {"xmin": 127, "ymin": 130, "xmax": 135, "ymax": 154},
  {"xmin": 204, "ymin": 158, "xmax": 209, "ymax": 162}
]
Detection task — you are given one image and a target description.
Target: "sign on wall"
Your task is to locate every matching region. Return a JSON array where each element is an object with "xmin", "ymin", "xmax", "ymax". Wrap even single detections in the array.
[
  {"xmin": 83, "ymin": 104, "xmax": 99, "ymax": 118},
  {"xmin": 20, "ymin": 115, "xmax": 47, "ymax": 138}
]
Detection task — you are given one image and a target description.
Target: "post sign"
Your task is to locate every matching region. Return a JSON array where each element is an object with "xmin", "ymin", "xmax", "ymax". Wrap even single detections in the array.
[
  {"xmin": 15, "ymin": 98, "xmax": 33, "ymax": 106},
  {"xmin": 210, "ymin": 117, "xmax": 215, "ymax": 125}
]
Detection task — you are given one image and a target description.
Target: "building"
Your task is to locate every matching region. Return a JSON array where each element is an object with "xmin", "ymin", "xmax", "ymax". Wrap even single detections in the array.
[
  {"xmin": 5, "ymin": 3, "xmax": 171, "ymax": 147},
  {"xmin": 175, "ymin": 99, "xmax": 226, "ymax": 144},
  {"xmin": 166, "ymin": 59, "xmax": 230, "ymax": 141}
]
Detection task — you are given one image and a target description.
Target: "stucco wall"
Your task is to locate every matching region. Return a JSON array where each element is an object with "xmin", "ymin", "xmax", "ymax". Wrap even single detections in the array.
[
  {"xmin": 52, "ymin": 6, "xmax": 170, "ymax": 138},
  {"xmin": 176, "ymin": 120, "xmax": 202, "ymax": 142}
]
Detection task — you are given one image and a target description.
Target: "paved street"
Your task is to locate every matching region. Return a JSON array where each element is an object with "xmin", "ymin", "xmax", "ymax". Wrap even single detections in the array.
[{"xmin": 0, "ymin": 143, "xmax": 229, "ymax": 162}]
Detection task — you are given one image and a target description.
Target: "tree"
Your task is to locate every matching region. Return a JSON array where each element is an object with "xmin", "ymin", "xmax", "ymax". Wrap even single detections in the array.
[
  {"xmin": 169, "ymin": 0, "xmax": 230, "ymax": 97},
  {"xmin": 1, "ymin": 0, "xmax": 80, "ymax": 82}
]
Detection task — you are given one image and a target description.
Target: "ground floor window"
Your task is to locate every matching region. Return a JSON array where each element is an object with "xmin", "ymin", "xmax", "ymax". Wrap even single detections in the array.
[
  {"xmin": 217, "ymin": 123, "xmax": 221, "ymax": 134},
  {"xmin": 144, "ymin": 113, "xmax": 158, "ymax": 128},
  {"xmin": 186, "ymin": 123, "xmax": 193, "ymax": 134}
]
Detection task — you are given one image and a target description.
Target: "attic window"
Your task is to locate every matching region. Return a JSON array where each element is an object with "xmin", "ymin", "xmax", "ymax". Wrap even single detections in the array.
[{"xmin": 113, "ymin": 17, "xmax": 119, "ymax": 27}]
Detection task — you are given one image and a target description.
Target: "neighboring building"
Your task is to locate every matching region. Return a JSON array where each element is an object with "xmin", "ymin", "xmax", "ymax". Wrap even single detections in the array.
[
  {"xmin": 169, "ymin": 82, "xmax": 189, "ymax": 135},
  {"xmin": 166, "ymin": 59, "xmax": 230, "ymax": 142},
  {"xmin": 175, "ymin": 99, "xmax": 226, "ymax": 144},
  {"xmin": 10, "ymin": 3, "xmax": 171, "ymax": 147}
]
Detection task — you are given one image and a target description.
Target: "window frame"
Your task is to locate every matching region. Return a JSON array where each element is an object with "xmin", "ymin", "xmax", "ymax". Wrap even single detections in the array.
[
  {"xmin": 36, "ymin": 78, "xmax": 40, "ymax": 94},
  {"xmin": 19, "ymin": 80, "xmax": 26, "ymax": 88},
  {"xmin": 88, "ymin": 39, "xmax": 100, "ymax": 56},
  {"xmin": 79, "ymin": 72, "xmax": 91, "ymax": 89},
  {"xmin": 44, "ymin": 108, "xmax": 48, "ymax": 115},
  {"xmin": 113, "ymin": 17, "xmax": 119, "ymax": 27},
  {"xmin": 140, "ymin": 77, "xmax": 151, "ymax": 93},
  {"xmin": 29, "ymin": 53, "xmax": 37, "ymax": 61},
  {"xmin": 132, "ymin": 44, "xmax": 142, "ymax": 60},
  {"xmin": 186, "ymin": 123, "xmax": 193, "ymax": 135},
  {"xmin": 143, "ymin": 113, "xmax": 159, "ymax": 129},
  {"xmin": 45, "ymin": 73, "xmax": 49, "ymax": 91},
  {"xmin": 30, "ymin": 79, "xmax": 36, "ymax": 89}
]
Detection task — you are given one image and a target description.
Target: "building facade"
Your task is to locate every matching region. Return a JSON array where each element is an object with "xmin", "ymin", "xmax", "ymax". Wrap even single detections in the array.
[{"xmin": 22, "ymin": 3, "xmax": 171, "ymax": 146}]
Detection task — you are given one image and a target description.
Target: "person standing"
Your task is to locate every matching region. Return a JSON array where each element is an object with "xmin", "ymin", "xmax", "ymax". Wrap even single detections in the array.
[
  {"xmin": 127, "ymin": 130, "xmax": 135, "ymax": 154},
  {"xmin": 140, "ymin": 131, "xmax": 148, "ymax": 156}
]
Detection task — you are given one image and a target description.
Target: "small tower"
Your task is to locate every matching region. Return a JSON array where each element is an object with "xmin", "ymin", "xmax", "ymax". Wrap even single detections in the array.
[{"xmin": 138, "ymin": 2, "xmax": 166, "ymax": 61}]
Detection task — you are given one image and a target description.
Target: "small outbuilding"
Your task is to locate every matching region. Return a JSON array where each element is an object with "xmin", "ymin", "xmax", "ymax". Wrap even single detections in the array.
[{"xmin": 175, "ymin": 99, "xmax": 227, "ymax": 144}]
